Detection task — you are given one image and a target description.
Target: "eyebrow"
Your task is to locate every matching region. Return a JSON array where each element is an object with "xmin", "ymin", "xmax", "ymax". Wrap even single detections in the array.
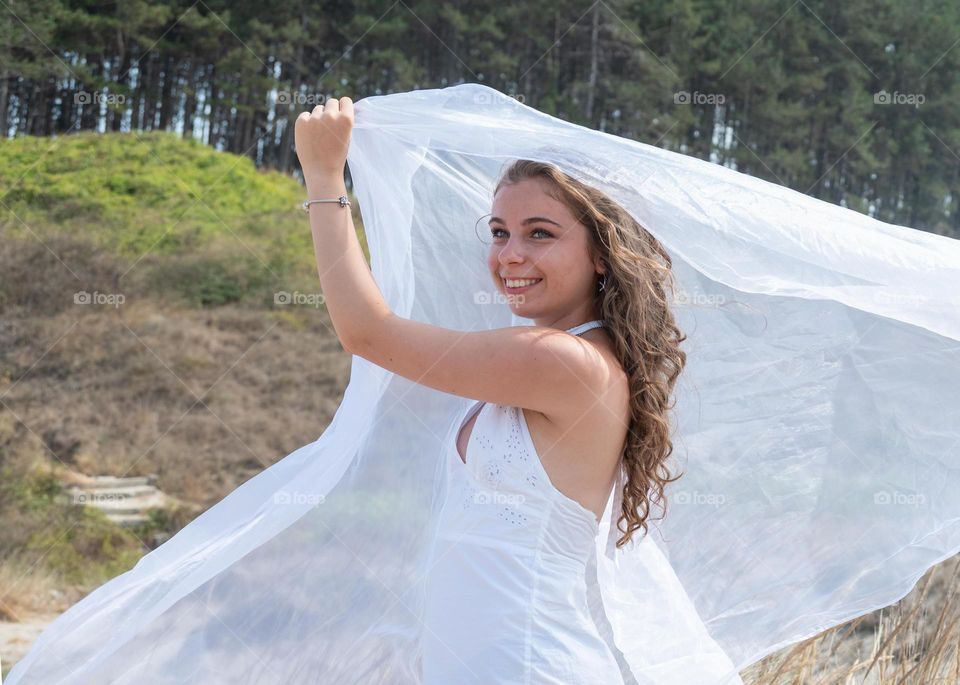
[{"xmin": 488, "ymin": 216, "xmax": 562, "ymax": 227}]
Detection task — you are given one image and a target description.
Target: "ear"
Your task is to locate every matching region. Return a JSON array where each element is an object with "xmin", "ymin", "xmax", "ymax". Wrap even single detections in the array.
[{"xmin": 593, "ymin": 255, "xmax": 606, "ymax": 276}]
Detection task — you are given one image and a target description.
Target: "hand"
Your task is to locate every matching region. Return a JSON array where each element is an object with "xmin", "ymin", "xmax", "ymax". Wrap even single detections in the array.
[{"xmin": 295, "ymin": 96, "xmax": 354, "ymax": 185}]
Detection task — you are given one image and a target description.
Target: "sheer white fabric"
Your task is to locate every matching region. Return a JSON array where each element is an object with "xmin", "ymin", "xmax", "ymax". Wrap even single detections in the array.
[{"xmin": 7, "ymin": 83, "xmax": 960, "ymax": 684}]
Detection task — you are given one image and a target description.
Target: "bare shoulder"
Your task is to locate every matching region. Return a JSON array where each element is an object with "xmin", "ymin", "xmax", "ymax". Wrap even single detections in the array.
[
  {"xmin": 549, "ymin": 328, "xmax": 629, "ymax": 424},
  {"xmin": 524, "ymin": 329, "xmax": 630, "ymax": 519},
  {"xmin": 534, "ymin": 329, "xmax": 630, "ymax": 454}
]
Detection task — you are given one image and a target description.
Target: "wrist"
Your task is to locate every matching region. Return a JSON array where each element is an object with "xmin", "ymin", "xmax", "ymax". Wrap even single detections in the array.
[{"xmin": 305, "ymin": 172, "xmax": 346, "ymax": 197}]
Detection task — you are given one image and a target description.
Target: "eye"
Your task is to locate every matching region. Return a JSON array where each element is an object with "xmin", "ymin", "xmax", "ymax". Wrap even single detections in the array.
[{"xmin": 489, "ymin": 227, "xmax": 553, "ymax": 240}]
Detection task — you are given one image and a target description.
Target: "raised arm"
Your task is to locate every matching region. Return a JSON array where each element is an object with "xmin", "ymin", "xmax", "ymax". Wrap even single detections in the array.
[
  {"xmin": 348, "ymin": 315, "xmax": 610, "ymax": 417},
  {"xmin": 294, "ymin": 97, "xmax": 609, "ymax": 417}
]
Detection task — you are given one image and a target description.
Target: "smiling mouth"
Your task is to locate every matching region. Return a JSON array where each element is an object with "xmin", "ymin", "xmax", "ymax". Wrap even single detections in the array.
[{"xmin": 502, "ymin": 277, "xmax": 543, "ymax": 291}]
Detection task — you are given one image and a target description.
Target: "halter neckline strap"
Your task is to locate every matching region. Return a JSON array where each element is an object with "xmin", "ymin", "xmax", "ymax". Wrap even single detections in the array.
[{"xmin": 564, "ymin": 319, "xmax": 605, "ymax": 336}]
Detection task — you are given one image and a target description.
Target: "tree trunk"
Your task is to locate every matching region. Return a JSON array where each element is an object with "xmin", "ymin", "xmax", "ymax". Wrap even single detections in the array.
[
  {"xmin": 208, "ymin": 65, "xmax": 221, "ymax": 147},
  {"xmin": 158, "ymin": 53, "xmax": 177, "ymax": 130},
  {"xmin": 182, "ymin": 59, "xmax": 198, "ymax": 138},
  {"xmin": 586, "ymin": 2, "xmax": 600, "ymax": 121},
  {"xmin": 112, "ymin": 43, "xmax": 132, "ymax": 132},
  {"xmin": 80, "ymin": 55, "xmax": 99, "ymax": 131},
  {"xmin": 40, "ymin": 81, "xmax": 57, "ymax": 135},
  {"xmin": 277, "ymin": 45, "xmax": 301, "ymax": 173},
  {"xmin": 0, "ymin": 68, "xmax": 8, "ymax": 135},
  {"xmin": 230, "ymin": 95, "xmax": 243, "ymax": 154},
  {"xmin": 16, "ymin": 80, "xmax": 28, "ymax": 134},
  {"xmin": 131, "ymin": 48, "xmax": 144, "ymax": 131},
  {"xmin": 144, "ymin": 53, "xmax": 160, "ymax": 129}
]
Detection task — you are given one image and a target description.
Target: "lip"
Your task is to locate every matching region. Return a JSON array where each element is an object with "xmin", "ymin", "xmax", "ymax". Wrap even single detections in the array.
[{"xmin": 502, "ymin": 277, "xmax": 543, "ymax": 294}]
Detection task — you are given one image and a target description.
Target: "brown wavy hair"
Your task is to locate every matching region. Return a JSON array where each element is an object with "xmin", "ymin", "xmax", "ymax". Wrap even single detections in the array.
[{"xmin": 493, "ymin": 159, "xmax": 687, "ymax": 549}]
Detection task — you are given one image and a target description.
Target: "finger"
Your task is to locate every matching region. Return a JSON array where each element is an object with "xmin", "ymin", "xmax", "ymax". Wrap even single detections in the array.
[
  {"xmin": 324, "ymin": 97, "xmax": 340, "ymax": 113},
  {"xmin": 312, "ymin": 104, "xmax": 324, "ymax": 115},
  {"xmin": 340, "ymin": 97, "xmax": 354, "ymax": 118}
]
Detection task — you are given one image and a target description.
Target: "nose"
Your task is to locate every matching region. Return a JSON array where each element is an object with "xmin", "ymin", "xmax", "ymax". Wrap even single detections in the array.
[{"xmin": 494, "ymin": 236, "xmax": 527, "ymax": 265}]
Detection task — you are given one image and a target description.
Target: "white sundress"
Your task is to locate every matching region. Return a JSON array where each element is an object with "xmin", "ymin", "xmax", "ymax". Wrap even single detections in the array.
[{"xmin": 420, "ymin": 319, "xmax": 627, "ymax": 685}]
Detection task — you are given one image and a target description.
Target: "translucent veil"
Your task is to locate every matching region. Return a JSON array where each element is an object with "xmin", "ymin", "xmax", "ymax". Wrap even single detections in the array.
[{"xmin": 8, "ymin": 83, "xmax": 960, "ymax": 684}]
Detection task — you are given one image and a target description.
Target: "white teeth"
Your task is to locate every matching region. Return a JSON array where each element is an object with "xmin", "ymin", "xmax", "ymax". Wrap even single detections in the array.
[{"xmin": 504, "ymin": 278, "xmax": 542, "ymax": 288}]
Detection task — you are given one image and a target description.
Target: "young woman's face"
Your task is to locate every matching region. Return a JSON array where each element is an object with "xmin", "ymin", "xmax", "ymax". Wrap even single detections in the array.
[{"xmin": 487, "ymin": 177, "xmax": 602, "ymax": 322}]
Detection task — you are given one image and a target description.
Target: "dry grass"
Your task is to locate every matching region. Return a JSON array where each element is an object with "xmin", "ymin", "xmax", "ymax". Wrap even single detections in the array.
[
  {"xmin": 0, "ymin": 556, "xmax": 64, "ymax": 622},
  {"xmin": 0, "ymin": 236, "xmax": 352, "ymax": 508},
  {"xmin": 742, "ymin": 555, "xmax": 960, "ymax": 684},
  {"xmin": 0, "ymin": 301, "xmax": 350, "ymax": 503}
]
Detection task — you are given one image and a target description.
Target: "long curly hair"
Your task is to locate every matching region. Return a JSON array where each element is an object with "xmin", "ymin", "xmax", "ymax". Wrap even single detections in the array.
[{"xmin": 493, "ymin": 159, "xmax": 687, "ymax": 549}]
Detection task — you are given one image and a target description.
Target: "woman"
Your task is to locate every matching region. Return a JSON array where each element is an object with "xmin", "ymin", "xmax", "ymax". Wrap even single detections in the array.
[{"xmin": 295, "ymin": 97, "xmax": 687, "ymax": 682}]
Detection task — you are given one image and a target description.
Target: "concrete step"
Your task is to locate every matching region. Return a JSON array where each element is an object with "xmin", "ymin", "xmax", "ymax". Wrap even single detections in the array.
[
  {"xmin": 67, "ymin": 494, "xmax": 169, "ymax": 514},
  {"xmin": 72, "ymin": 475, "xmax": 157, "ymax": 489},
  {"xmin": 67, "ymin": 484, "xmax": 158, "ymax": 499},
  {"xmin": 108, "ymin": 512, "xmax": 153, "ymax": 527},
  {"xmin": 61, "ymin": 472, "xmax": 177, "ymax": 531}
]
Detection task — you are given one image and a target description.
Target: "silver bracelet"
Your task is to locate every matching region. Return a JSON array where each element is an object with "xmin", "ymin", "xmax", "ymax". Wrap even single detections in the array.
[{"xmin": 302, "ymin": 195, "xmax": 351, "ymax": 212}]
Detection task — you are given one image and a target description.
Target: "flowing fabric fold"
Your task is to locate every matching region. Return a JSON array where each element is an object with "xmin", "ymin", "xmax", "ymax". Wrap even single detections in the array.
[{"xmin": 7, "ymin": 83, "xmax": 959, "ymax": 684}]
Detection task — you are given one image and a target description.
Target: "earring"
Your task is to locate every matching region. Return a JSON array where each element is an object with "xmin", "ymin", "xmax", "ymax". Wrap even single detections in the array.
[{"xmin": 598, "ymin": 274, "xmax": 607, "ymax": 292}]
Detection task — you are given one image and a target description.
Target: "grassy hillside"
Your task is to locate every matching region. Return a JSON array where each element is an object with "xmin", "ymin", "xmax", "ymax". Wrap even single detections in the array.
[
  {"xmin": 2, "ymin": 130, "xmax": 305, "ymax": 255},
  {"xmin": 0, "ymin": 130, "xmax": 368, "ymax": 310}
]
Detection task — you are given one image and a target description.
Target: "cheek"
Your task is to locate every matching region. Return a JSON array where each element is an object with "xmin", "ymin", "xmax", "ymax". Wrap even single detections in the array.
[{"xmin": 530, "ymin": 245, "xmax": 568, "ymax": 276}]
